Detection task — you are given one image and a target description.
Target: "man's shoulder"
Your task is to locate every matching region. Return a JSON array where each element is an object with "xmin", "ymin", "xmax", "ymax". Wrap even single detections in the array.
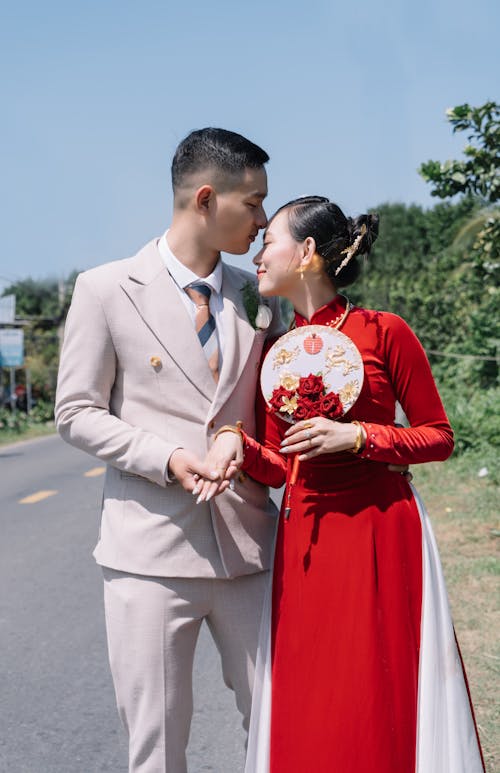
[
  {"xmin": 80, "ymin": 256, "xmax": 134, "ymax": 283},
  {"xmin": 77, "ymin": 238, "xmax": 162, "ymax": 290}
]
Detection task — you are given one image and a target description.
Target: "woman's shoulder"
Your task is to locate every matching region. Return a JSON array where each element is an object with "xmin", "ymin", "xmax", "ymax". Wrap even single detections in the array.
[
  {"xmin": 350, "ymin": 306, "xmax": 421, "ymax": 352},
  {"xmin": 352, "ymin": 305, "xmax": 413, "ymax": 332}
]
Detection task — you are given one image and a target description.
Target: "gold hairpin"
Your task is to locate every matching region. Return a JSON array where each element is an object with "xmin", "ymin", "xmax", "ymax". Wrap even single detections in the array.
[{"xmin": 335, "ymin": 223, "xmax": 367, "ymax": 276}]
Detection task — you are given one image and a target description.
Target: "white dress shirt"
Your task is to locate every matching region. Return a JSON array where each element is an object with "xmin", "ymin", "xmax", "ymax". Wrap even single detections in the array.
[{"xmin": 157, "ymin": 232, "xmax": 224, "ymax": 360}]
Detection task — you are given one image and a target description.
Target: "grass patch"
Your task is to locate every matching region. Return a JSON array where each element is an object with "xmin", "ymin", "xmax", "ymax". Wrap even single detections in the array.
[
  {"xmin": 0, "ymin": 422, "xmax": 56, "ymax": 447},
  {"xmin": 415, "ymin": 456, "xmax": 499, "ymax": 772}
]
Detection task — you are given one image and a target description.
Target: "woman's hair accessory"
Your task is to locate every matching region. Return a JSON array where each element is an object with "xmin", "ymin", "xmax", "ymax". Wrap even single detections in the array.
[{"xmin": 335, "ymin": 224, "xmax": 367, "ymax": 276}]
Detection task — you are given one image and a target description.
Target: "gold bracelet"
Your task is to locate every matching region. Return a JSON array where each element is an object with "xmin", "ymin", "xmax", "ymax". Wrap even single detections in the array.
[
  {"xmin": 349, "ymin": 420, "xmax": 365, "ymax": 454},
  {"xmin": 214, "ymin": 421, "xmax": 244, "ymax": 441}
]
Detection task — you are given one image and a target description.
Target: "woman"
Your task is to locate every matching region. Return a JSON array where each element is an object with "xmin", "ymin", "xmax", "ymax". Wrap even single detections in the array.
[{"xmin": 200, "ymin": 196, "xmax": 485, "ymax": 772}]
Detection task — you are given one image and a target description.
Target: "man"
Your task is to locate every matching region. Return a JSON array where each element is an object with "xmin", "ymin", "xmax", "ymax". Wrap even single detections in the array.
[{"xmin": 55, "ymin": 128, "xmax": 283, "ymax": 773}]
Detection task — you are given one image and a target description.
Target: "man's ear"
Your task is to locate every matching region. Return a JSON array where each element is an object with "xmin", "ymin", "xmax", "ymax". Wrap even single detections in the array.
[{"xmin": 195, "ymin": 185, "xmax": 215, "ymax": 212}]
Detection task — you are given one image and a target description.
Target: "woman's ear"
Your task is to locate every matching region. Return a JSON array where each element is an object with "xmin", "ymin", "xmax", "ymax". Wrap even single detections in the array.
[
  {"xmin": 195, "ymin": 185, "xmax": 214, "ymax": 212},
  {"xmin": 300, "ymin": 237, "xmax": 317, "ymax": 269}
]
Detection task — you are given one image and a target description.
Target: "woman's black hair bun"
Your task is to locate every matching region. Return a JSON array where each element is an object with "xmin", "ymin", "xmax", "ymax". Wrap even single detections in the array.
[{"xmin": 351, "ymin": 213, "xmax": 379, "ymax": 257}]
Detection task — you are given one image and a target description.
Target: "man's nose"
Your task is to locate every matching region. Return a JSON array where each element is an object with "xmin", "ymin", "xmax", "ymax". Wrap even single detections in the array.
[{"xmin": 255, "ymin": 206, "xmax": 267, "ymax": 229}]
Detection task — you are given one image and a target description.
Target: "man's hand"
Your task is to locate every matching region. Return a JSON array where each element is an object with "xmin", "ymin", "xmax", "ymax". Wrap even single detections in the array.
[
  {"xmin": 168, "ymin": 449, "xmax": 220, "ymax": 494},
  {"xmin": 192, "ymin": 431, "xmax": 244, "ymax": 504},
  {"xmin": 205, "ymin": 432, "xmax": 244, "ymax": 483}
]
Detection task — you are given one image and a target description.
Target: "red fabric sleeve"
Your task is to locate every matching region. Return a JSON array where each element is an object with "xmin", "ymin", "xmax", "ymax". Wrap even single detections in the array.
[
  {"xmin": 358, "ymin": 314, "xmax": 454, "ymax": 465},
  {"xmin": 241, "ymin": 385, "xmax": 288, "ymax": 488}
]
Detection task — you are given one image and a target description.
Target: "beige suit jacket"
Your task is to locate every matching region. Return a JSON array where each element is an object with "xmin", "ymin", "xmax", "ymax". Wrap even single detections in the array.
[{"xmin": 55, "ymin": 238, "xmax": 283, "ymax": 579}]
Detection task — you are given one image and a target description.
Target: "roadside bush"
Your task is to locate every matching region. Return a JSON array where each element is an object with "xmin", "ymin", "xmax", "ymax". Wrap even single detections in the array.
[
  {"xmin": 0, "ymin": 407, "xmax": 30, "ymax": 433},
  {"xmin": 0, "ymin": 400, "xmax": 54, "ymax": 435},
  {"xmin": 29, "ymin": 400, "xmax": 54, "ymax": 423}
]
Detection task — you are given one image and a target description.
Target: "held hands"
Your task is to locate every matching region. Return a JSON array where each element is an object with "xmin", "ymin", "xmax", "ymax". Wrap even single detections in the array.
[
  {"xmin": 192, "ymin": 431, "xmax": 244, "ymax": 504},
  {"xmin": 168, "ymin": 449, "xmax": 222, "ymax": 494},
  {"xmin": 170, "ymin": 419, "xmax": 412, "ymax": 498}
]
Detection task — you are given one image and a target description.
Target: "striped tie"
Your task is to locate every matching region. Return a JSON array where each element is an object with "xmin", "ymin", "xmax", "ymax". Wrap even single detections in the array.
[{"xmin": 185, "ymin": 284, "xmax": 219, "ymax": 382}]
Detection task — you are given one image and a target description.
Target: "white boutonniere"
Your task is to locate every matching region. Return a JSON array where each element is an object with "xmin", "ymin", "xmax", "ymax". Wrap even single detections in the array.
[{"xmin": 241, "ymin": 280, "xmax": 272, "ymax": 330}]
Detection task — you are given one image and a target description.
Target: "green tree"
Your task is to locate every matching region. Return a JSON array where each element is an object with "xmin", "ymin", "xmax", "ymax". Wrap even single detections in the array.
[
  {"xmin": 349, "ymin": 195, "xmax": 498, "ymax": 392},
  {"xmin": 418, "ymin": 102, "xmax": 499, "ymax": 390},
  {"xmin": 419, "ymin": 101, "xmax": 499, "ymax": 202},
  {"xmin": 1, "ymin": 274, "xmax": 77, "ymax": 401},
  {"xmin": 350, "ymin": 197, "xmax": 479, "ymax": 326}
]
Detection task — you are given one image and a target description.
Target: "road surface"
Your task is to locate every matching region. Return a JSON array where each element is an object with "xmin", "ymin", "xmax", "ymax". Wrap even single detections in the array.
[{"xmin": 0, "ymin": 434, "xmax": 259, "ymax": 773}]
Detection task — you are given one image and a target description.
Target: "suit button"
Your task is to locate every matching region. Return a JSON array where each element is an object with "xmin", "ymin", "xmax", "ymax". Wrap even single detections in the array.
[
  {"xmin": 209, "ymin": 421, "xmax": 215, "ymax": 429},
  {"xmin": 150, "ymin": 356, "xmax": 162, "ymax": 368}
]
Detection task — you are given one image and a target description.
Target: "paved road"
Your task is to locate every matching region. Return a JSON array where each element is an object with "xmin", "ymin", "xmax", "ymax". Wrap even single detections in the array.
[{"xmin": 0, "ymin": 434, "xmax": 252, "ymax": 773}]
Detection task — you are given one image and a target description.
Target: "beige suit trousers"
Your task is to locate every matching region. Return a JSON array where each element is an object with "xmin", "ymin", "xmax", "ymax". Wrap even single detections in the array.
[{"xmin": 103, "ymin": 568, "xmax": 269, "ymax": 773}]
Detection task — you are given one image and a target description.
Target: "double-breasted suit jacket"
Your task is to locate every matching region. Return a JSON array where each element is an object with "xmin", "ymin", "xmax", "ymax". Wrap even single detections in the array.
[{"xmin": 55, "ymin": 238, "xmax": 282, "ymax": 579}]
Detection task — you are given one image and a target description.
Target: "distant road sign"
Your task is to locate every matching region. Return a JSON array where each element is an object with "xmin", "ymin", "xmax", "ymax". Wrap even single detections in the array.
[
  {"xmin": 0, "ymin": 294, "xmax": 15, "ymax": 324},
  {"xmin": 0, "ymin": 328, "xmax": 24, "ymax": 367}
]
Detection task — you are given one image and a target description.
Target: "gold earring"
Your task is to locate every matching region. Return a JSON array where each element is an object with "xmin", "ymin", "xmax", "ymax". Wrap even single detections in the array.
[{"xmin": 299, "ymin": 267, "xmax": 304, "ymax": 280}]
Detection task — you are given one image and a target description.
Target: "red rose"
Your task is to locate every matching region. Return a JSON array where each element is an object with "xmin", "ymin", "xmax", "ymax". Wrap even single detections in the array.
[
  {"xmin": 269, "ymin": 386, "xmax": 294, "ymax": 412},
  {"xmin": 297, "ymin": 374, "xmax": 324, "ymax": 399},
  {"xmin": 293, "ymin": 403, "xmax": 309, "ymax": 420},
  {"xmin": 294, "ymin": 397, "xmax": 318, "ymax": 421},
  {"xmin": 319, "ymin": 391, "xmax": 343, "ymax": 419},
  {"xmin": 305, "ymin": 398, "xmax": 322, "ymax": 419}
]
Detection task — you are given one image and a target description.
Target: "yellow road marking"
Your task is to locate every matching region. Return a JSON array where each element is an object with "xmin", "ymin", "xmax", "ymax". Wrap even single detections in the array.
[
  {"xmin": 84, "ymin": 466, "xmax": 106, "ymax": 478},
  {"xmin": 19, "ymin": 490, "xmax": 58, "ymax": 504}
]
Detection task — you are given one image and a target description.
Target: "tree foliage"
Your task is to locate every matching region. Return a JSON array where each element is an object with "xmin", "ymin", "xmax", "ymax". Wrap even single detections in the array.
[
  {"xmin": 2, "ymin": 275, "xmax": 76, "ymax": 322},
  {"xmin": 1, "ymin": 274, "xmax": 76, "ymax": 401},
  {"xmin": 350, "ymin": 197, "xmax": 499, "ymax": 392},
  {"xmin": 419, "ymin": 102, "xmax": 499, "ymax": 203}
]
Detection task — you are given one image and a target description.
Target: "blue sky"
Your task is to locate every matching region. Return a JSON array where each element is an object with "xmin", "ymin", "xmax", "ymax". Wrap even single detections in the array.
[{"xmin": 0, "ymin": 0, "xmax": 498, "ymax": 290}]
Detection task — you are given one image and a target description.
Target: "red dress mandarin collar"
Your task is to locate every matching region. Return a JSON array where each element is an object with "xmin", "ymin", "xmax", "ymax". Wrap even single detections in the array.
[{"xmin": 294, "ymin": 295, "xmax": 348, "ymax": 327}]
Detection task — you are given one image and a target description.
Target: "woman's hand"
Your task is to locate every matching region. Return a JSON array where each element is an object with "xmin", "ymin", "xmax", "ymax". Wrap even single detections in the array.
[
  {"xmin": 193, "ymin": 430, "xmax": 244, "ymax": 503},
  {"xmin": 280, "ymin": 418, "xmax": 363, "ymax": 460}
]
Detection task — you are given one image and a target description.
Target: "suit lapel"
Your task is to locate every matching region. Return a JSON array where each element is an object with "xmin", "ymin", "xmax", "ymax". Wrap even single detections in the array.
[
  {"xmin": 208, "ymin": 265, "xmax": 257, "ymax": 420},
  {"xmin": 119, "ymin": 240, "xmax": 217, "ymax": 402}
]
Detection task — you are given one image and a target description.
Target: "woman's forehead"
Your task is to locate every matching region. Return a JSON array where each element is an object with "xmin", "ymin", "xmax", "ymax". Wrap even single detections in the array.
[{"xmin": 266, "ymin": 208, "xmax": 289, "ymax": 236}]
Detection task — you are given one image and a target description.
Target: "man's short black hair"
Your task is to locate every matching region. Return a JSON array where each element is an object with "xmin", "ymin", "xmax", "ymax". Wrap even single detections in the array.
[{"xmin": 171, "ymin": 128, "xmax": 269, "ymax": 193}]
